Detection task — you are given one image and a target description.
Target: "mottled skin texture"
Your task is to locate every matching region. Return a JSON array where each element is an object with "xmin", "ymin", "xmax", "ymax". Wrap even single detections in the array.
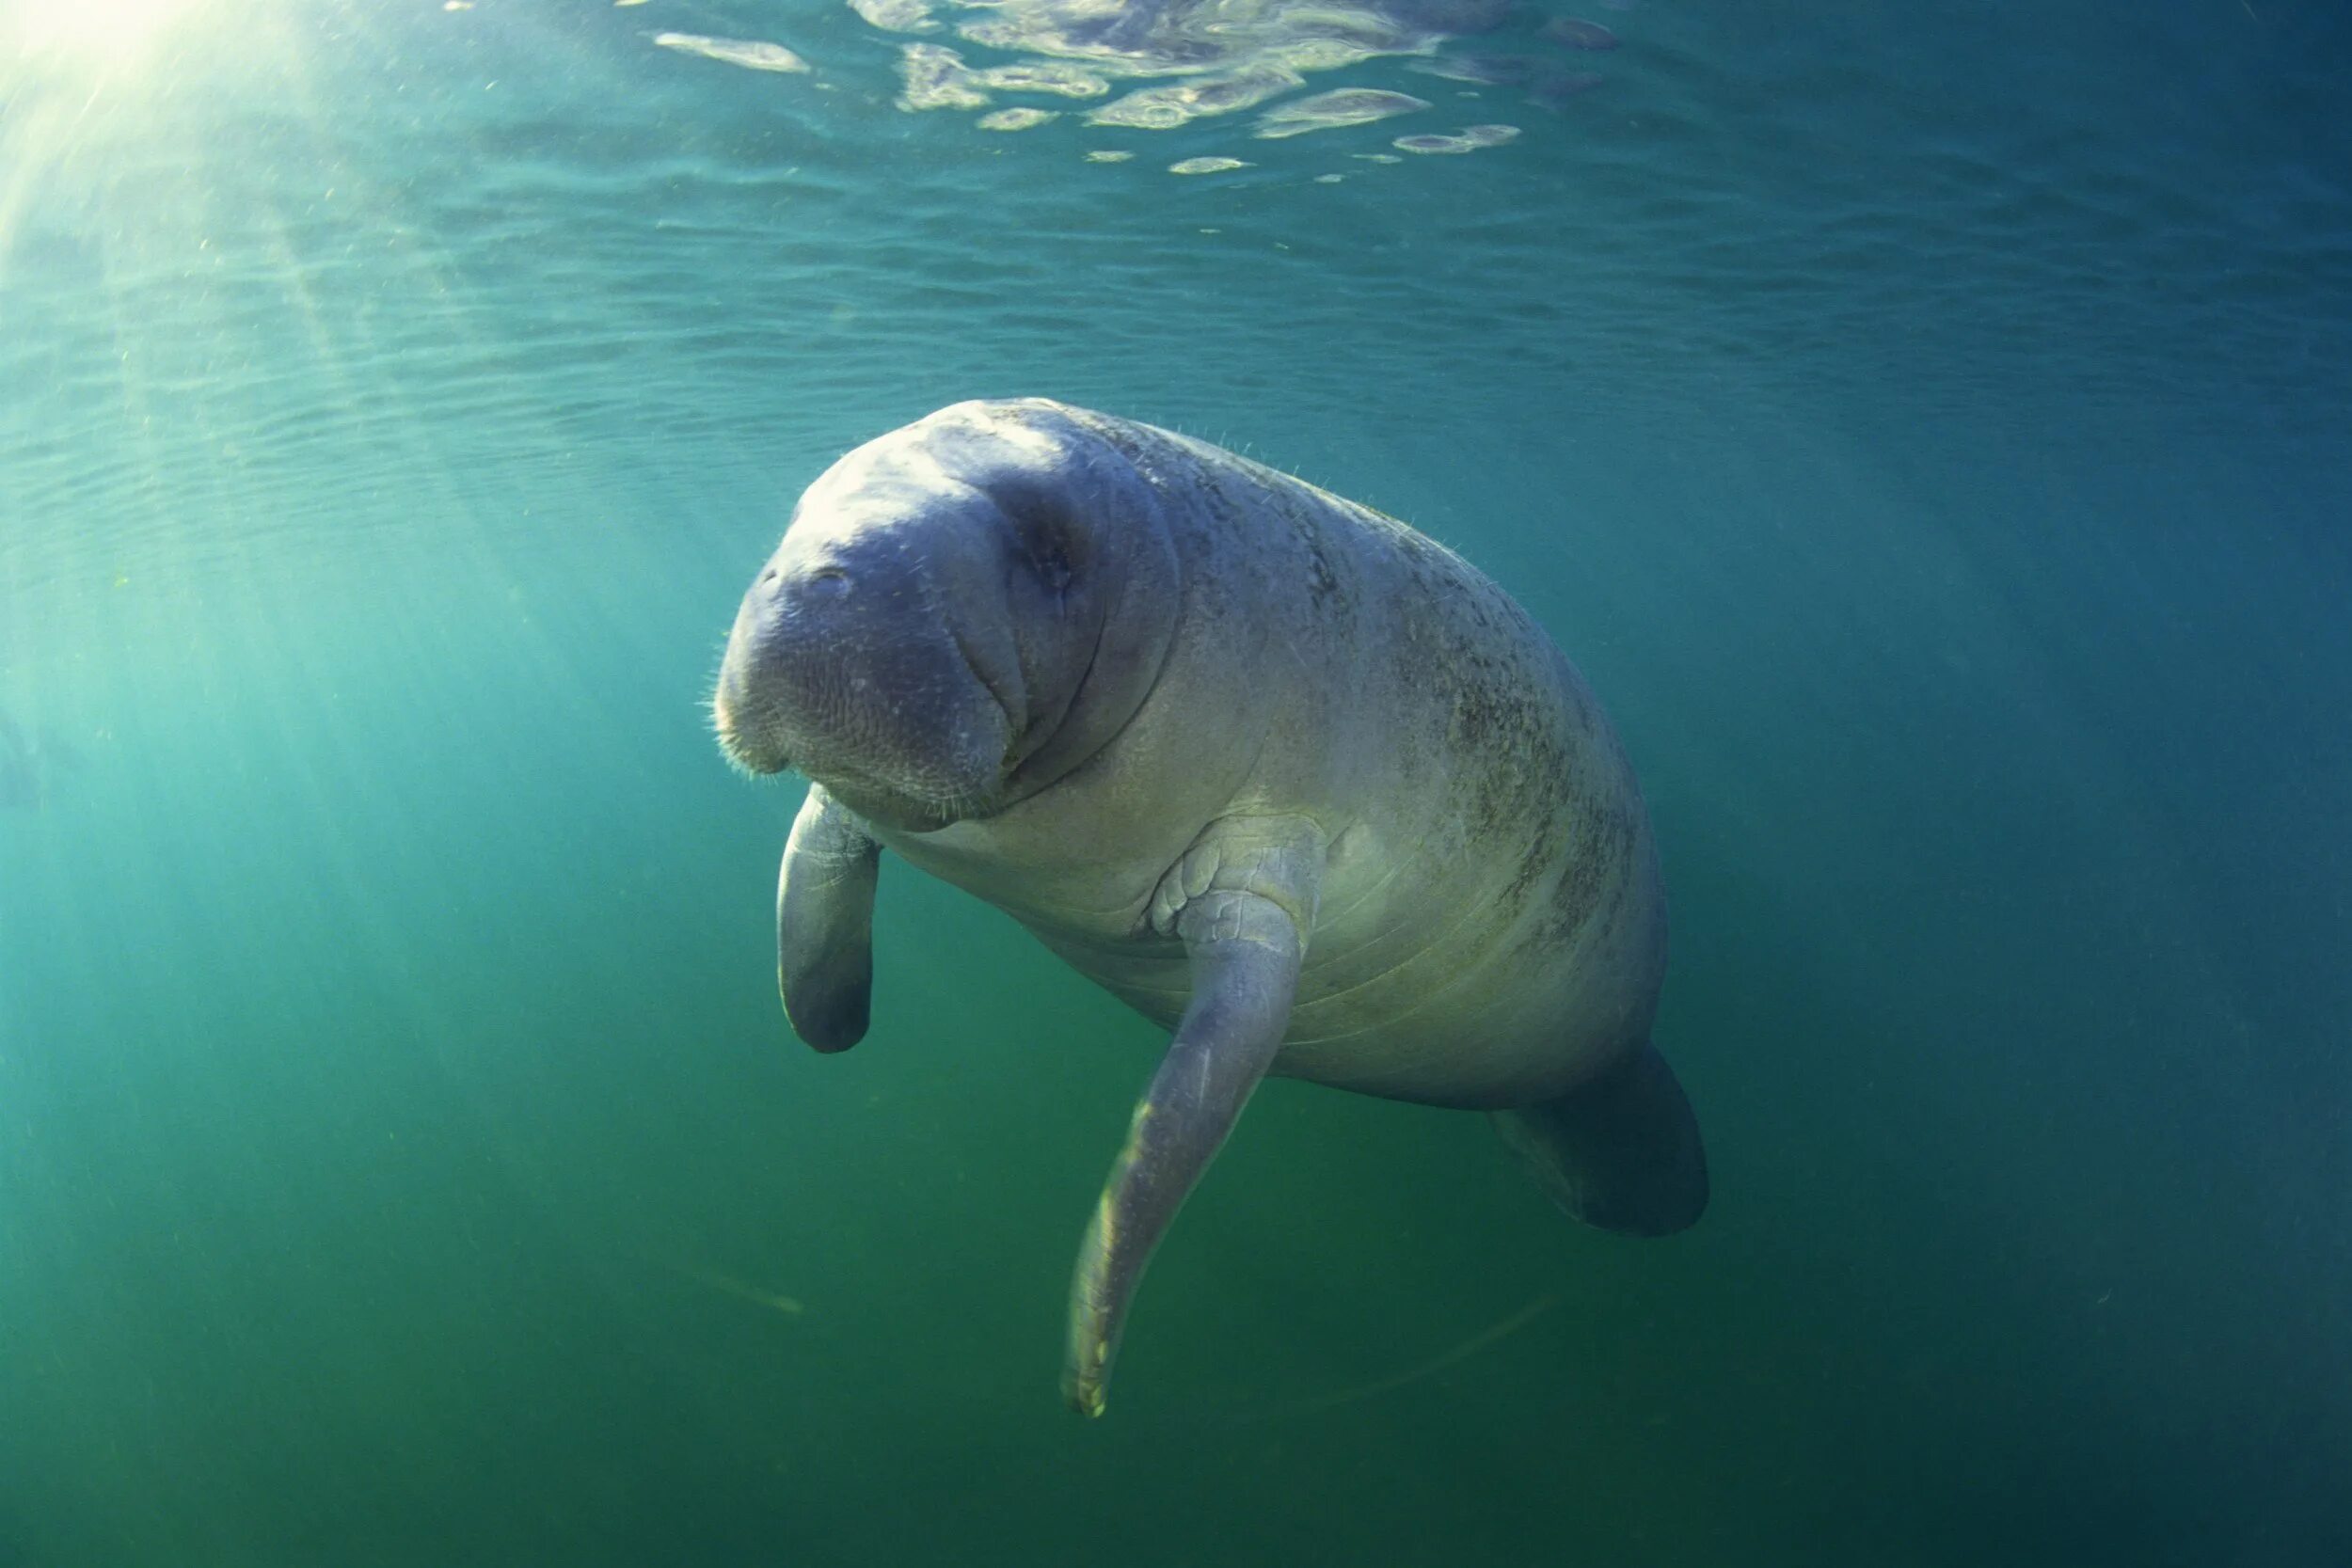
[{"xmin": 713, "ymin": 399, "xmax": 1702, "ymax": 1416}]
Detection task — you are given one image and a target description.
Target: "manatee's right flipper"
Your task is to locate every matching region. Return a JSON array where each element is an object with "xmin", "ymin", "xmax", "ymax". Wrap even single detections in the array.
[
  {"xmin": 1062, "ymin": 889, "xmax": 1305, "ymax": 1418},
  {"xmin": 775, "ymin": 784, "xmax": 882, "ymax": 1053},
  {"xmin": 1492, "ymin": 1041, "xmax": 1708, "ymax": 1236}
]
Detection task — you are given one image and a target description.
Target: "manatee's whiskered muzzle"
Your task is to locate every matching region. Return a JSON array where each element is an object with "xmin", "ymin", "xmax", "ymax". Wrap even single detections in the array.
[
  {"xmin": 711, "ymin": 624, "xmax": 797, "ymax": 777},
  {"xmin": 712, "ymin": 537, "xmax": 1016, "ymax": 829},
  {"xmin": 713, "ymin": 705, "xmax": 793, "ymax": 780}
]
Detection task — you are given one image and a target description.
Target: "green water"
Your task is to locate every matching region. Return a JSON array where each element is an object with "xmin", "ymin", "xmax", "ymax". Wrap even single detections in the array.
[{"xmin": 3, "ymin": 1, "xmax": 2347, "ymax": 1563}]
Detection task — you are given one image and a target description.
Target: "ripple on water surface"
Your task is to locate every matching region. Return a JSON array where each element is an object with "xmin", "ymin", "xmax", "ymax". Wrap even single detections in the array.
[{"xmin": 2, "ymin": 0, "xmax": 2345, "ymax": 591}]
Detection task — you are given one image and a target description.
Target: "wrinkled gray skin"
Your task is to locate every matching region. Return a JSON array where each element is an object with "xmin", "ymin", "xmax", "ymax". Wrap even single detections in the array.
[{"xmin": 714, "ymin": 399, "xmax": 1704, "ymax": 1417}]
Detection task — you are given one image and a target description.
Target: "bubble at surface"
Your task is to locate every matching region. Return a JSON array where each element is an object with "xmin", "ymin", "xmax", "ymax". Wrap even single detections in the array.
[
  {"xmin": 1409, "ymin": 53, "xmax": 1534, "ymax": 86},
  {"xmin": 1168, "ymin": 156, "xmax": 1252, "ymax": 174},
  {"xmin": 1089, "ymin": 65, "xmax": 1303, "ymax": 129},
  {"xmin": 651, "ymin": 33, "xmax": 811, "ymax": 72},
  {"xmin": 1393, "ymin": 121, "xmax": 1518, "ymax": 153},
  {"xmin": 858, "ymin": 0, "xmax": 1503, "ymax": 128},
  {"xmin": 1084, "ymin": 150, "xmax": 1136, "ymax": 162},
  {"xmin": 1252, "ymin": 88, "xmax": 1430, "ymax": 139},
  {"xmin": 977, "ymin": 107, "xmax": 1059, "ymax": 131},
  {"xmin": 848, "ymin": 0, "xmax": 1602, "ymax": 170},
  {"xmin": 1539, "ymin": 16, "xmax": 1618, "ymax": 50},
  {"xmin": 850, "ymin": 0, "xmax": 939, "ymax": 32},
  {"xmin": 898, "ymin": 42, "xmax": 991, "ymax": 109},
  {"xmin": 974, "ymin": 62, "xmax": 1113, "ymax": 98}
]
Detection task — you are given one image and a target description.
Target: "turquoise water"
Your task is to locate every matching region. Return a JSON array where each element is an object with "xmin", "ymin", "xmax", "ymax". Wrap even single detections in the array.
[{"xmin": 3, "ymin": 0, "xmax": 2348, "ymax": 1561}]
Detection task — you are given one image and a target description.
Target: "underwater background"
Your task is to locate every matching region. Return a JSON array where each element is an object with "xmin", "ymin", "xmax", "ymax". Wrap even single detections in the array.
[{"xmin": 2, "ymin": 0, "xmax": 2347, "ymax": 1563}]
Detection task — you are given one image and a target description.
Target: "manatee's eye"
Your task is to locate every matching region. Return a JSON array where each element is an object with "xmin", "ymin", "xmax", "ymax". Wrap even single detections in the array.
[{"xmin": 804, "ymin": 565, "xmax": 851, "ymax": 598}]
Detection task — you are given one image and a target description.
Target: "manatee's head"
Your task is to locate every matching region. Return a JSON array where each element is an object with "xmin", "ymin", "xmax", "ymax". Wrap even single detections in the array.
[{"xmin": 714, "ymin": 400, "xmax": 1182, "ymax": 832}]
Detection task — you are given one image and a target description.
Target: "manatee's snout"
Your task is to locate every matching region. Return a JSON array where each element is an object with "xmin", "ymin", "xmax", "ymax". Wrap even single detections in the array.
[
  {"xmin": 712, "ymin": 553, "xmax": 834, "ymax": 775},
  {"xmin": 714, "ymin": 506, "xmax": 1019, "ymax": 830}
]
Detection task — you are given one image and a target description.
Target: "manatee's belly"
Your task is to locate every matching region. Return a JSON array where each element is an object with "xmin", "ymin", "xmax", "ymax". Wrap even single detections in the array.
[
  {"xmin": 1011, "ymin": 804, "xmax": 1665, "ymax": 1112},
  {"xmin": 888, "ymin": 731, "xmax": 1667, "ymax": 1110}
]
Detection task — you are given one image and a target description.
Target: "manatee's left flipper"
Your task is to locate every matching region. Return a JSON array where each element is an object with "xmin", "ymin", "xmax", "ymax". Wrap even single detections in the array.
[
  {"xmin": 1062, "ymin": 889, "xmax": 1304, "ymax": 1418},
  {"xmin": 776, "ymin": 784, "xmax": 882, "ymax": 1053}
]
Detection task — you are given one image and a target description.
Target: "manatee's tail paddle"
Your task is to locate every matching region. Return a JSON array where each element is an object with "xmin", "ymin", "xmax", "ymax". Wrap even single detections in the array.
[
  {"xmin": 1491, "ymin": 1039, "xmax": 1708, "ymax": 1236},
  {"xmin": 1062, "ymin": 889, "xmax": 1303, "ymax": 1418}
]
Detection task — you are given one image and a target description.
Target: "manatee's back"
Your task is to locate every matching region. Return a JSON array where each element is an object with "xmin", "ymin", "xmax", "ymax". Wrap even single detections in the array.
[{"xmin": 1209, "ymin": 455, "xmax": 1668, "ymax": 1109}]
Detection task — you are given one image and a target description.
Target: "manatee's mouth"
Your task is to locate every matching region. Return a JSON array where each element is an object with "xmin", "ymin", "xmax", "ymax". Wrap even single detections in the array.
[
  {"xmin": 713, "ymin": 583, "xmax": 1022, "ymax": 830},
  {"xmin": 710, "ymin": 686, "xmax": 792, "ymax": 778},
  {"xmin": 712, "ymin": 669, "xmax": 1013, "ymax": 832}
]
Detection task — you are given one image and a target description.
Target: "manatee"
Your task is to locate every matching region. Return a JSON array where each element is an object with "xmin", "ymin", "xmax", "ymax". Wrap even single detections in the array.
[{"xmin": 712, "ymin": 399, "xmax": 1707, "ymax": 1416}]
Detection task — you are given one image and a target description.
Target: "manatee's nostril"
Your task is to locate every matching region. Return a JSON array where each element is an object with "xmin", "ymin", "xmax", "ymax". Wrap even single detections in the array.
[{"xmin": 759, "ymin": 567, "xmax": 780, "ymax": 585}]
